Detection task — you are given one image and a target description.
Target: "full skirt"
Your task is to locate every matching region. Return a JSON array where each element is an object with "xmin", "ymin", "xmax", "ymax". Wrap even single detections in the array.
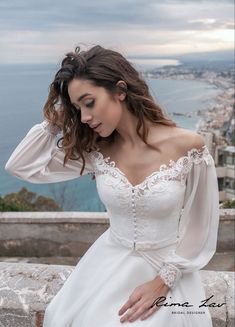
[{"xmin": 43, "ymin": 228, "xmax": 213, "ymax": 327}]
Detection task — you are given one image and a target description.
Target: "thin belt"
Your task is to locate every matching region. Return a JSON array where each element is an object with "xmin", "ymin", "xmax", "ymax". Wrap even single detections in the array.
[{"xmin": 110, "ymin": 228, "xmax": 179, "ymax": 251}]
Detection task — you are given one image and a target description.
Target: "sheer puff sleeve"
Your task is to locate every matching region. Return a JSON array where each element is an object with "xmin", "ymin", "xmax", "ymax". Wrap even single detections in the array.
[
  {"xmin": 4, "ymin": 120, "xmax": 94, "ymax": 184},
  {"xmin": 158, "ymin": 144, "xmax": 220, "ymax": 290}
]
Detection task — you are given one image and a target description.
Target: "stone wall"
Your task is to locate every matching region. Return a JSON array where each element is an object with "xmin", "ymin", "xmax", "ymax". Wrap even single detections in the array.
[
  {"xmin": 0, "ymin": 262, "xmax": 234, "ymax": 327},
  {"xmin": 0, "ymin": 212, "xmax": 109, "ymax": 258},
  {"xmin": 0, "ymin": 209, "xmax": 234, "ymax": 258}
]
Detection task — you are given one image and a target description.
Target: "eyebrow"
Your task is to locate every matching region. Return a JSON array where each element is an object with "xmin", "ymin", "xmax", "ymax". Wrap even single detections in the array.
[{"xmin": 72, "ymin": 93, "xmax": 92, "ymax": 105}]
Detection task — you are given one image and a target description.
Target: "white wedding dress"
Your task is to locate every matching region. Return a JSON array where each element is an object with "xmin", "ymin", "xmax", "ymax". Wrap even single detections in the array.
[{"xmin": 5, "ymin": 120, "xmax": 220, "ymax": 327}]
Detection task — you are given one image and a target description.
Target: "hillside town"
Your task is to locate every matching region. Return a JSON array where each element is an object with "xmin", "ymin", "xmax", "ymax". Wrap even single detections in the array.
[{"xmin": 143, "ymin": 64, "xmax": 235, "ymax": 203}]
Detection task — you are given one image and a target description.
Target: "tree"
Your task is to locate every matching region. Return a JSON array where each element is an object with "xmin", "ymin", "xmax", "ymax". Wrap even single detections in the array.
[
  {"xmin": 0, "ymin": 196, "xmax": 23, "ymax": 211},
  {"xmin": 1, "ymin": 187, "xmax": 62, "ymax": 211},
  {"xmin": 220, "ymin": 199, "xmax": 235, "ymax": 209}
]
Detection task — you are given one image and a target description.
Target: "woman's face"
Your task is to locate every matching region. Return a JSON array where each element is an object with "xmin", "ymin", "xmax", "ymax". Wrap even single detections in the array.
[{"xmin": 67, "ymin": 78, "xmax": 126, "ymax": 137}]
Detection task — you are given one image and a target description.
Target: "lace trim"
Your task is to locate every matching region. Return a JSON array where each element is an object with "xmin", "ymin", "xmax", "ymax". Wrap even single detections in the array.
[
  {"xmin": 158, "ymin": 262, "xmax": 182, "ymax": 289},
  {"xmin": 89, "ymin": 145, "xmax": 213, "ymax": 190},
  {"xmin": 41, "ymin": 120, "xmax": 61, "ymax": 136}
]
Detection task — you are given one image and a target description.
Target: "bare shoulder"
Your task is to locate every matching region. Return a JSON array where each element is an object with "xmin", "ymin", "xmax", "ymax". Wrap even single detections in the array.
[{"xmin": 173, "ymin": 127, "xmax": 206, "ymax": 154}]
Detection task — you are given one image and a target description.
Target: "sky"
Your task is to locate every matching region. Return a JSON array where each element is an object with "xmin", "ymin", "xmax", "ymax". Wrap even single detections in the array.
[{"xmin": 0, "ymin": 0, "xmax": 234, "ymax": 64}]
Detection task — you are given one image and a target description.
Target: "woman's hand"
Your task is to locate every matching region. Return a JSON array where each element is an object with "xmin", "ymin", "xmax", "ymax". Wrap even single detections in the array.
[{"xmin": 118, "ymin": 276, "xmax": 170, "ymax": 323}]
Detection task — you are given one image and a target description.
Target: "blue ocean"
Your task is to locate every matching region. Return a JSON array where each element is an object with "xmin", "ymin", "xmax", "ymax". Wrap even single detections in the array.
[{"xmin": 0, "ymin": 63, "xmax": 222, "ymax": 211}]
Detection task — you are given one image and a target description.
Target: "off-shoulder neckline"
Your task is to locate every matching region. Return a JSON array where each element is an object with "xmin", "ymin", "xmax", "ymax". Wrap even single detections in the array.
[{"xmin": 90, "ymin": 144, "xmax": 211, "ymax": 189}]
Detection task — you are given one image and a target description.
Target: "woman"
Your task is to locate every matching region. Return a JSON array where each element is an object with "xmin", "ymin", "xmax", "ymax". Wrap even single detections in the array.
[{"xmin": 5, "ymin": 44, "xmax": 220, "ymax": 326}]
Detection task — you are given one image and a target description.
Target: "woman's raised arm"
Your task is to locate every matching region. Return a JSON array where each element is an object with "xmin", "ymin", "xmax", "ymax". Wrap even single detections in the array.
[{"xmin": 5, "ymin": 120, "xmax": 94, "ymax": 184}]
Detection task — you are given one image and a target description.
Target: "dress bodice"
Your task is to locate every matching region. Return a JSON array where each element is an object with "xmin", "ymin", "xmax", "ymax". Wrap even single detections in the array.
[{"xmin": 87, "ymin": 146, "xmax": 213, "ymax": 251}]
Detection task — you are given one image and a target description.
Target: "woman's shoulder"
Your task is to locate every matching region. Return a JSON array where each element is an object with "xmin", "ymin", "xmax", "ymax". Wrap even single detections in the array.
[
  {"xmin": 166, "ymin": 127, "xmax": 209, "ymax": 171},
  {"xmin": 172, "ymin": 127, "xmax": 205, "ymax": 150},
  {"xmin": 178, "ymin": 128, "xmax": 205, "ymax": 149}
]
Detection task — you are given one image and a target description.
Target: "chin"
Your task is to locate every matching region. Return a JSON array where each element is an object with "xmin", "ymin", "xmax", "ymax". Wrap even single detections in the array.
[{"xmin": 98, "ymin": 130, "xmax": 113, "ymax": 138}]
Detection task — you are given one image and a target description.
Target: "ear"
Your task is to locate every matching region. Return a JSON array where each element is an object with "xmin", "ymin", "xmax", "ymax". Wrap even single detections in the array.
[{"xmin": 116, "ymin": 80, "xmax": 127, "ymax": 101}]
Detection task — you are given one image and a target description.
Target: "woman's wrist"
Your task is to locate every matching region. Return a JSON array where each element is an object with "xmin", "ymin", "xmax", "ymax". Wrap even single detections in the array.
[
  {"xmin": 152, "ymin": 274, "xmax": 170, "ymax": 291},
  {"xmin": 157, "ymin": 262, "xmax": 182, "ymax": 290}
]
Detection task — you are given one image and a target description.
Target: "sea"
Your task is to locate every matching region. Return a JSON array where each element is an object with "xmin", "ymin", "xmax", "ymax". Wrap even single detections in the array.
[{"xmin": 0, "ymin": 60, "xmax": 223, "ymax": 211}]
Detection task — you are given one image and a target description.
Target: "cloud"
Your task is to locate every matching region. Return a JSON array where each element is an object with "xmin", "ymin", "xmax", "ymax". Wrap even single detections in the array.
[{"xmin": 0, "ymin": 0, "xmax": 233, "ymax": 63}]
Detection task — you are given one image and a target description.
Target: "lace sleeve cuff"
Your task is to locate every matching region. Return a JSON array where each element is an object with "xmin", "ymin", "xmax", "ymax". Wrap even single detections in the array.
[{"xmin": 158, "ymin": 262, "xmax": 182, "ymax": 289}]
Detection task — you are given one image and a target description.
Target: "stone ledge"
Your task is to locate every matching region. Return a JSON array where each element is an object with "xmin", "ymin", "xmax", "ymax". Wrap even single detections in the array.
[
  {"xmin": 0, "ymin": 262, "xmax": 234, "ymax": 327},
  {"xmin": 0, "ymin": 208, "xmax": 234, "ymax": 223},
  {"xmin": 201, "ymin": 270, "xmax": 235, "ymax": 327},
  {"xmin": 219, "ymin": 208, "xmax": 235, "ymax": 221},
  {"xmin": 0, "ymin": 211, "xmax": 109, "ymax": 224},
  {"xmin": 1, "ymin": 210, "xmax": 234, "ymax": 258}
]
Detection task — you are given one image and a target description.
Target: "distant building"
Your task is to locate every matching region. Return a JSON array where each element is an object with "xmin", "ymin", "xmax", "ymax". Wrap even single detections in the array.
[
  {"xmin": 221, "ymin": 105, "xmax": 235, "ymax": 145},
  {"xmin": 216, "ymin": 146, "xmax": 235, "ymax": 201}
]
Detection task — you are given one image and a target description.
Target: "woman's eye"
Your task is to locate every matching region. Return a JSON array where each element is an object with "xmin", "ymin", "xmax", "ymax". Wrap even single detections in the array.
[{"xmin": 86, "ymin": 100, "xmax": 94, "ymax": 108}]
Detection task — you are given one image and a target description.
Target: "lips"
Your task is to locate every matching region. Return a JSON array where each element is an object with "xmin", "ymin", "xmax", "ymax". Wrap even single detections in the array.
[
  {"xmin": 90, "ymin": 123, "xmax": 101, "ymax": 129},
  {"xmin": 93, "ymin": 123, "xmax": 102, "ymax": 132},
  {"xmin": 90, "ymin": 124, "xmax": 99, "ymax": 129}
]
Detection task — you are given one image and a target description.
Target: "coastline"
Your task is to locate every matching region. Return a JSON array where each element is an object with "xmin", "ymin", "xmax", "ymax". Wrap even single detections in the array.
[{"xmin": 143, "ymin": 67, "xmax": 234, "ymax": 136}]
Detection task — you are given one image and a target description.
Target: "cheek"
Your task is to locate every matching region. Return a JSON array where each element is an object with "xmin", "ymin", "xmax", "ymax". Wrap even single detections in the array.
[{"xmin": 101, "ymin": 103, "xmax": 122, "ymax": 123}]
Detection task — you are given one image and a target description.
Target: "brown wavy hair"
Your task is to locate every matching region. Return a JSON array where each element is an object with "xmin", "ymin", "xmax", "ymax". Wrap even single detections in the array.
[{"xmin": 43, "ymin": 44, "xmax": 177, "ymax": 177}]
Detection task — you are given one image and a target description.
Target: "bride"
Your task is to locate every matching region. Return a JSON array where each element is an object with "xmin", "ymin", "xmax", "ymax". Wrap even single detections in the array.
[{"xmin": 5, "ymin": 44, "xmax": 220, "ymax": 326}]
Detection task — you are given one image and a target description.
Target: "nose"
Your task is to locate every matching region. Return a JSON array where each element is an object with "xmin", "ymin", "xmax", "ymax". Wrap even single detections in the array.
[{"xmin": 80, "ymin": 111, "xmax": 93, "ymax": 125}]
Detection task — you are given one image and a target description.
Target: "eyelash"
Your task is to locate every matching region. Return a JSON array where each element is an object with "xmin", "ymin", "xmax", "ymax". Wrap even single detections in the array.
[
  {"xmin": 86, "ymin": 100, "xmax": 94, "ymax": 108},
  {"xmin": 74, "ymin": 100, "xmax": 94, "ymax": 111}
]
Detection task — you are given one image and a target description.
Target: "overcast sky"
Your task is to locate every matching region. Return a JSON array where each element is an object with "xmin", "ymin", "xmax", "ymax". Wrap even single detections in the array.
[{"xmin": 0, "ymin": 0, "xmax": 234, "ymax": 64}]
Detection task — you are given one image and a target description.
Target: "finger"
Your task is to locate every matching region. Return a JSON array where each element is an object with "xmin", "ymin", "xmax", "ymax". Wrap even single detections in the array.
[
  {"xmin": 127, "ymin": 303, "xmax": 151, "ymax": 322},
  {"xmin": 119, "ymin": 299, "xmax": 144, "ymax": 323},
  {"xmin": 118, "ymin": 298, "xmax": 134, "ymax": 316},
  {"xmin": 140, "ymin": 305, "xmax": 159, "ymax": 321},
  {"xmin": 119, "ymin": 301, "xmax": 142, "ymax": 322}
]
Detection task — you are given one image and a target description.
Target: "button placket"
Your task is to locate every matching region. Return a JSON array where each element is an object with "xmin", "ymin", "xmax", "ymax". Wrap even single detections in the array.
[{"xmin": 132, "ymin": 188, "xmax": 137, "ymax": 250}]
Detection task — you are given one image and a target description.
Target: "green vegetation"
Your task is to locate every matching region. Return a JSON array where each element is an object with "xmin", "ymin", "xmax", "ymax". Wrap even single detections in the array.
[
  {"xmin": 0, "ymin": 187, "xmax": 62, "ymax": 211},
  {"xmin": 220, "ymin": 199, "xmax": 235, "ymax": 209}
]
